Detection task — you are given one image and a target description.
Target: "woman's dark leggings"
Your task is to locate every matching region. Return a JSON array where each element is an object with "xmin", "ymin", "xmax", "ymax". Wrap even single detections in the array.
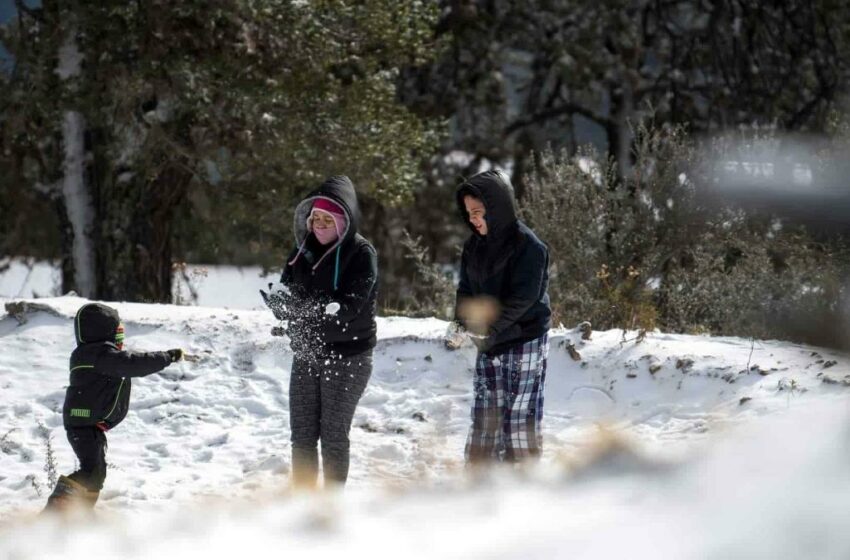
[{"xmin": 289, "ymin": 351, "xmax": 372, "ymax": 487}]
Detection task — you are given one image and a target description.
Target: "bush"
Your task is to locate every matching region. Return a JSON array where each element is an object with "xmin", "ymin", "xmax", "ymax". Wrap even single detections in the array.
[
  {"xmin": 519, "ymin": 123, "xmax": 692, "ymax": 333},
  {"xmin": 520, "ymin": 123, "xmax": 850, "ymax": 347},
  {"xmin": 388, "ymin": 229, "xmax": 456, "ymax": 319}
]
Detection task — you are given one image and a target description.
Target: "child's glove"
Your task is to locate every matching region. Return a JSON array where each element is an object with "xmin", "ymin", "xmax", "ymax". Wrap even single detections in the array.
[{"xmin": 167, "ymin": 348, "xmax": 184, "ymax": 362}]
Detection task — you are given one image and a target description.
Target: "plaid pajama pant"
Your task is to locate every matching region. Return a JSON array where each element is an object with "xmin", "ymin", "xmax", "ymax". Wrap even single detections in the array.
[{"xmin": 465, "ymin": 333, "xmax": 549, "ymax": 463}]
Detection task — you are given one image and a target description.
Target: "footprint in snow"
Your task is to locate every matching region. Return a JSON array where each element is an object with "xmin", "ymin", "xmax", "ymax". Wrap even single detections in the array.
[
  {"xmin": 369, "ymin": 443, "xmax": 406, "ymax": 461},
  {"xmin": 230, "ymin": 342, "xmax": 257, "ymax": 372},
  {"xmin": 194, "ymin": 449, "xmax": 213, "ymax": 463},
  {"xmin": 205, "ymin": 433, "xmax": 229, "ymax": 447},
  {"xmin": 141, "ymin": 457, "xmax": 162, "ymax": 472},
  {"xmin": 145, "ymin": 442, "xmax": 169, "ymax": 457}
]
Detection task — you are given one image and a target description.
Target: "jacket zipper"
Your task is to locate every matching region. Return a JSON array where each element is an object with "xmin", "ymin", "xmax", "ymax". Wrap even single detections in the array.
[{"xmin": 103, "ymin": 378, "xmax": 126, "ymax": 421}]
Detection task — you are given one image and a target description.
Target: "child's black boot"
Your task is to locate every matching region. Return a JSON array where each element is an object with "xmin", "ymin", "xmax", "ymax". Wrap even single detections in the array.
[{"xmin": 43, "ymin": 475, "xmax": 99, "ymax": 512}]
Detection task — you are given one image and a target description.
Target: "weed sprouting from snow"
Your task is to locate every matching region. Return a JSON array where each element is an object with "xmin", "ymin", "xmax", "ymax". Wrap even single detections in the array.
[
  {"xmin": 27, "ymin": 474, "xmax": 43, "ymax": 497},
  {"xmin": 36, "ymin": 421, "xmax": 58, "ymax": 489},
  {"xmin": 0, "ymin": 428, "xmax": 17, "ymax": 455},
  {"xmin": 778, "ymin": 377, "xmax": 802, "ymax": 407},
  {"xmin": 397, "ymin": 229, "xmax": 455, "ymax": 319}
]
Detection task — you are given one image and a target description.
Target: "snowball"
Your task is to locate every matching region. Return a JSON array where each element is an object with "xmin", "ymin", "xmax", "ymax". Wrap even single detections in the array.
[{"xmin": 325, "ymin": 302, "xmax": 341, "ymax": 316}]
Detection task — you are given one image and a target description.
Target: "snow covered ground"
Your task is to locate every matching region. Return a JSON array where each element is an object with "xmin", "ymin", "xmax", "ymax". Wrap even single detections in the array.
[
  {"xmin": 0, "ymin": 258, "xmax": 275, "ymax": 309},
  {"xmin": 1, "ymin": 296, "xmax": 850, "ymax": 559}
]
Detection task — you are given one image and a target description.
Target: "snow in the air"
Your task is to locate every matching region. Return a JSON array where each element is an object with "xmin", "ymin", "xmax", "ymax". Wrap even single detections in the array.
[{"xmin": 1, "ymin": 286, "xmax": 849, "ymax": 558}]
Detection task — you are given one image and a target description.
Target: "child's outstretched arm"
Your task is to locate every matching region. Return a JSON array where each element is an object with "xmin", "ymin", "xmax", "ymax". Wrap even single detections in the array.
[{"xmin": 94, "ymin": 346, "xmax": 183, "ymax": 378}]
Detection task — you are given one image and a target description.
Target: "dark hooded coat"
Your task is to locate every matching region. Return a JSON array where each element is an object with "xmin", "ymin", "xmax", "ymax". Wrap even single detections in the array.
[
  {"xmin": 455, "ymin": 170, "xmax": 551, "ymax": 355},
  {"xmin": 278, "ymin": 176, "xmax": 378, "ymax": 358},
  {"xmin": 63, "ymin": 303, "xmax": 172, "ymax": 430}
]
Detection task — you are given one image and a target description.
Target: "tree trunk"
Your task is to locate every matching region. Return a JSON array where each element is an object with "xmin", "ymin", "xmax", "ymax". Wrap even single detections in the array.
[
  {"xmin": 59, "ymin": 110, "xmax": 97, "ymax": 298},
  {"xmin": 607, "ymin": 83, "xmax": 634, "ymax": 184},
  {"xmin": 52, "ymin": 13, "xmax": 186, "ymax": 303},
  {"xmin": 94, "ymin": 165, "xmax": 190, "ymax": 303},
  {"xmin": 56, "ymin": 21, "xmax": 98, "ymax": 298}
]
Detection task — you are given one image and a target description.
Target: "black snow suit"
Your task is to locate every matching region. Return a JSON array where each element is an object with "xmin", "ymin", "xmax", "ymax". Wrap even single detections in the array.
[{"xmin": 62, "ymin": 303, "xmax": 172, "ymax": 490}]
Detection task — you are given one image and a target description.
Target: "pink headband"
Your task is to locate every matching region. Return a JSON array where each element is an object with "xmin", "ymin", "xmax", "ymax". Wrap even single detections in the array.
[{"xmin": 312, "ymin": 198, "xmax": 345, "ymax": 216}]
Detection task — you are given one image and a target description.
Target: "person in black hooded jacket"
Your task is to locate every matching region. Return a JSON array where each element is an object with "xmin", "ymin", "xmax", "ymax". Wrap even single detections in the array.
[
  {"xmin": 261, "ymin": 175, "xmax": 377, "ymax": 488},
  {"xmin": 44, "ymin": 303, "xmax": 183, "ymax": 511},
  {"xmin": 448, "ymin": 170, "xmax": 552, "ymax": 464}
]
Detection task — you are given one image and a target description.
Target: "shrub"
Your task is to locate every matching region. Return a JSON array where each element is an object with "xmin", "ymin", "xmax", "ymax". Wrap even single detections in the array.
[
  {"xmin": 520, "ymin": 123, "xmax": 850, "ymax": 346},
  {"xmin": 391, "ymin": 229, "xmax": 456, "ymax": 319}
]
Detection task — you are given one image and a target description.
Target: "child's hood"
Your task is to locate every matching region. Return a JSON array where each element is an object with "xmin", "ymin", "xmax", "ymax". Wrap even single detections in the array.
[{"xmin": 74, "ymin": 303, "xmax": 120, "ymax": 346}]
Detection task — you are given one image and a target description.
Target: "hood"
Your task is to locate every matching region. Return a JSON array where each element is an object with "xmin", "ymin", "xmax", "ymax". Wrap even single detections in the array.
[
  {"xmin": 456, "ymin": 170, "xmax": 518, "ymax": 237},
  {"xmin": 74, "ymin": 303, "xmax": 120, "ymax": 346},
  {"xmin": 292, "ymin": 175, "xmax": 361, "ymax": 246}
]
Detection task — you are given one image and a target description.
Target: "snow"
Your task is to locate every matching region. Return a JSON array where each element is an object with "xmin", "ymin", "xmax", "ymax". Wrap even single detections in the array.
[
  {"xmin": 1, "ymin": 296, "xmax": 850, "ymax": 558},
  {"xmin": 268, "ymin": 281, "xmax": 291, "ymax": 297},
  {"xmin": 2, "ymin": 259, "xmax": 277, "ymax": 309},
  {"xmin": 0, "ymin": 260, "xmax": 61, "ymax": 299},
  {"xmin": 325, "ymin": 302, "xmax": 340, "ymax": 316}
]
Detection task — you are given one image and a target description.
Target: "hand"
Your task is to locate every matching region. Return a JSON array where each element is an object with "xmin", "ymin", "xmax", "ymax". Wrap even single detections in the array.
[
  {"xmin": 467, "ymin": 333, "xmax": 490, "ymax": 353},
  {"xmin": 444, "ymin": 321, "xmax": 466, "ymax": 350},
  {"xmin": 167, "ymin": 348, "xmax": 184, "ymax": 363},
  {"xmin": 260, "ymin": 283, "xmax": 290, "ymax": 320}
]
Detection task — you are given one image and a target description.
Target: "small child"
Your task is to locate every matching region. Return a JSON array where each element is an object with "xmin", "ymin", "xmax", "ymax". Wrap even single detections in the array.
[{"xmin": 44, "ymin": 302, "xmax": 183, "ymax": 511}]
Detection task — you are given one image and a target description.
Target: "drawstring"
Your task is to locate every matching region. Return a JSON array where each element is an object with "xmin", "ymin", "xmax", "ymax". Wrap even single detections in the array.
[
  {"xmin": 333, "ymin": 246, "xmax": 341, "ymax": 291},
  {"xmin": 288, "ymin": 237, "xmax": 308, "ymax": 266},
  {"xmin": 290, "ymin": 237, "xmax": 342, "ymax": 292},
  {"xmin": 289, "ymin": 236, "xmax": 342, "ymax": 292}
]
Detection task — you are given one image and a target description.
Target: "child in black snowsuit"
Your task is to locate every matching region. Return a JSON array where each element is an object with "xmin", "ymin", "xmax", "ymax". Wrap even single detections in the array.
[{"xmin": 44, "ymin": 302, "xmax": 183, "ymax": 511}]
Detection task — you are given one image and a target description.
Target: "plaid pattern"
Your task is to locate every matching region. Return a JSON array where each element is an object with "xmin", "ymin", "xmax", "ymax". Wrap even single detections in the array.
[{"xmin": 465, "ymin": 333, "xmax": 549, "ymax": 463}]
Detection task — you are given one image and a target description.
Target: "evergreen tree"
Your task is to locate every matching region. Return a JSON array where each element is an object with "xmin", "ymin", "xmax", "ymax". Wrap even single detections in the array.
[
  {"xmin": 0, "ymin": 0, "xmax": 440, "ymax": 301},
  {"xmin": 403, "ymin": 0, "xmax": 850, "ymax": 190}
]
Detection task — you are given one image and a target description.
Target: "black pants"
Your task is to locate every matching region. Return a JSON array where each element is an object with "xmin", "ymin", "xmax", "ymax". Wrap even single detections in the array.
[
  {"xmin": 66, "ymin": 426, "xmax": 107, "ymax": 491},
  {"xmin": 289, "ymin": 351, "xmax": 372, "ymax": 487}
]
